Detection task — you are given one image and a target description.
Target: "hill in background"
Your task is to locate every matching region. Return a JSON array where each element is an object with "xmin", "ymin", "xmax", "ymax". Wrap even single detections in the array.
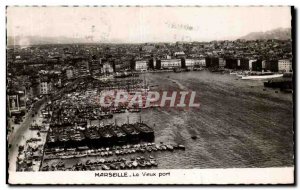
[{"xmin": 239, "ymin": 27, "xmax": 291, "ymax": 41}]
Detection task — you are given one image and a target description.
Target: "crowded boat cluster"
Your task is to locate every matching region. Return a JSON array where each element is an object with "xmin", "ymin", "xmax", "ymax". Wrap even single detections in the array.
[
  {"xmin": 43, "ymin": 142, "xmax": 185, "ymax": 160},
  {"xmin": 49, "ymin": 96, "xmax": 146, "ymax": 126},
  {"xmin": 69, "ymin": 75, "xmax": 145, "ymax": 92},
  {"xmin": 16, "ymin": 74, "xmax": 189, "ymax": 172},
  {"xmin": 41, "ymin": 155, "xmax": 159, "ymax": 171},
  {"xmin": 48, "ymin": 77, "xmax": 154, "ymax": 127}
]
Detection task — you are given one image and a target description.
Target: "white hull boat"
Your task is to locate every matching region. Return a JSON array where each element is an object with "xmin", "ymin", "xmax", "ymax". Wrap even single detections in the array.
[{"xmin": 241, "ymin": 74, "xmax": 283, "ymax": 80}]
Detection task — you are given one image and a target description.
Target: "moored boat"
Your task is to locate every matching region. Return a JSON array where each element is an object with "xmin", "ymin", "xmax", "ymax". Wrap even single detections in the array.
[
  {"xmin": 121, "ymin": 124, "xmax": 140, "ymax": 143},
  {"xmin": 166, "ymin": 144, "xmax": 174, "ymax": 151},
  {"xmin": 242, "ymin": 72, "xmax": 283, "ymax": 80},
  {"xmin": 133, "ymin": 122, "xmax": 155, "ymax": 142}
]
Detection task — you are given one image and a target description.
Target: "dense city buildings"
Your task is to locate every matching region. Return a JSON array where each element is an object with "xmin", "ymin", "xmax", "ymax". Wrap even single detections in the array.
[
  {"xmin": 184, "ymin": 58, "xmax": 206, "ymax": 70},
  {"xmin": 39, "ymin": 78, "xmax": 52, "ymax": 95},
  {"xmin": 7, "ymin": 90, "xmax": 26, "ymax": 116},
  {"xmin": 160, "ymin": 59, "xmax": 181, "ymax": 69},
  {"xmin": 277, "ymin": 59, "xmax": 293, "ymax": 72},
  {"xmin": 7, "ymin": 38, "xmax": 293, "ymax": 175},
  {"xmin": 134, "ymin": 60, "xmax": 148, "ymax": 71},
  {"xmin": 6, "ymin": 40, "xmax": 293, "ymax": 114},
  {"xmin": 6, "ymin": 39, "xmax": 293, "ymax": 105}
]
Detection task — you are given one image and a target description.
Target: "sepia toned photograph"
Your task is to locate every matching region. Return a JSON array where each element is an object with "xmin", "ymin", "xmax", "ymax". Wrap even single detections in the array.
[{"xmin": 6, "ymin": 6, "xmax": 294, "ymax": 185}]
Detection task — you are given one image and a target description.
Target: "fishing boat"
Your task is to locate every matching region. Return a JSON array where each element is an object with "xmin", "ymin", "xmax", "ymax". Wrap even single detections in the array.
[
  {"xmin": 145, "ymin": 161, "xmax": 152, "ymax": 167},
  {"xmin": 120, "ymin": 163, "xmax": 126, "ymax": 169},
  {"xmin": 178, "ymin": 144, "xmax": 186, "ymax": 150},
  {"xmin": 86, "ymin": 160, "xmax": 91, "ymax": 165},
  {"xmin": 109, "ymin": 163, "xmax": 117, "ymax": 170},
  {"xmin": 114, "ymin": 164, "xmax": 120, "ymax": 170},
  {"xmin": 166, "ymin": 144, "xmax": 174, "ymax": 151},
  {"xmin": 102, "ymin": 164, "xmax": 110, "ymax": 170},
  {"xmin": 160, "ymin": 145, "xmax": 167, "ymax": 150},
  {"xmin": 150, "ymin": 160, "xmax": 158, "ymax": 166},
  {"xmin": 97, "ymin": 159, "xmax": 104, "ymax": 164},
  {"xmin": 140, "ymin": 148, "xmax": 146, "ymax": 153},
  {"xmin": 126, "ymin": 162, "xmax": 133, "ymax": 169},
  {"xmin": 155, "ymin": 144, "xmax": 162, "ymax": 150},
  {"xmin": 146, "ymin": 147, "xmax": 152, "ymax": 152},
  {"xmin": 138, "ymin": 161, "xmax": 146, "ymax": 167},
  {"xmin": 132, "ymin": 161, "xmax": 138, "ymax": 167}
]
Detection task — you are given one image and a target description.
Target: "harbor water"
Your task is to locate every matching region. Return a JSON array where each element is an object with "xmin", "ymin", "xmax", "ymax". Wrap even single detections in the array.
[{"xmin": 44, "ymin": 71, "xmax": 294, "ymax": 169}]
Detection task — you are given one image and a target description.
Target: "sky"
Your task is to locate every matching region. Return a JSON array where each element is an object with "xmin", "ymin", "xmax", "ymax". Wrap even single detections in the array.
[{"xmin": 7, "ymin": 6, "xmax": 292, "ymax": 43}]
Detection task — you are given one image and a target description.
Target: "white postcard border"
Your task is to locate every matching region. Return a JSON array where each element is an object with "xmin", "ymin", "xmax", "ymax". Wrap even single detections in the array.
[{"xmin": 9, "ymin": 167, "xmax": 294, "ymax": 185}]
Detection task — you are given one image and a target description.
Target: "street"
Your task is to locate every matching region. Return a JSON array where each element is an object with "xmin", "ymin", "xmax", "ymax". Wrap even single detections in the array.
[{"xmin": 8, "ymin": 97, "xmax": 48, "ymax": 171}]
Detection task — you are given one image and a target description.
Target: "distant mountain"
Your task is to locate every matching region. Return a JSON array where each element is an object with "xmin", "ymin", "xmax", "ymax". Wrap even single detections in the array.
[
  {"xmin": 7, "ymin": 27, "xmax": 292, "ymax": 46},
  {"xmin": 239, "ymin": 28, "xmax": 291, "ymax": 40}
]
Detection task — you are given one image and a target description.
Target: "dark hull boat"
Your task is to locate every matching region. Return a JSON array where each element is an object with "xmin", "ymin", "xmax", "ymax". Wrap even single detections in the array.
[
  {"xmin": 121, "ymin": 124, "xmax": 140, "ymax": 143},
  {"xmin": 45, "ymin": 122, "xmax": 155, "ymax": 149},
  {"xmin": 98, "ymin": 126, "xmax": 116, "ymax": 147},
  {"xmin": 85, "ymin": 128, "xmax": 102, "ymax": 148},
  {"xmin": 108, "ymin": 126, "xmax": 127, "ymax": 145},
  {"xmin": 133, "ymin": 122, "xmax": 155, "ymax": 142},
  {"xmin": 69, "ymin": 129, "xmax": 86, "ymax": 148}
]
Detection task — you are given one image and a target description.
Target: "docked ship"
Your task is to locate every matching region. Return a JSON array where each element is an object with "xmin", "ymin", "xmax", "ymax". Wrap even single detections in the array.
[
  {"xmin": 121, "ymin": 124, "xmax": 140, "ymax": 143},
  {"xmin": 133, "ymin": 122, "xmax": 155, "ymax": 142},
  {"xmin": 69, "ymin": 128, "xmax": 85, "ymax": 147},
  {"xmin": 84, "ymin": 127, "xmax": 102, "ymax": 148},
  {"xmin": 241, "ymin": 72, "xmax": 283, "ymax": 80},
  {"xmin": 57, "ymin": 129, "xmax": 71, "ymax": 147},
  {"xmin": 108, "ymin": 125, "xmax": 127, "ymax": 145},
  {"xmin": 98, "ymin": 125, "xmax": 115, "ymax": 146}
]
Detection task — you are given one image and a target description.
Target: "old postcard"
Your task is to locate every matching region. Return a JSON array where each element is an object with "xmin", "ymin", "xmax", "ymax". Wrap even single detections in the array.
[{"xmin": 6, "ymin": 6, "xmax": 294, "ymax": 185}]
